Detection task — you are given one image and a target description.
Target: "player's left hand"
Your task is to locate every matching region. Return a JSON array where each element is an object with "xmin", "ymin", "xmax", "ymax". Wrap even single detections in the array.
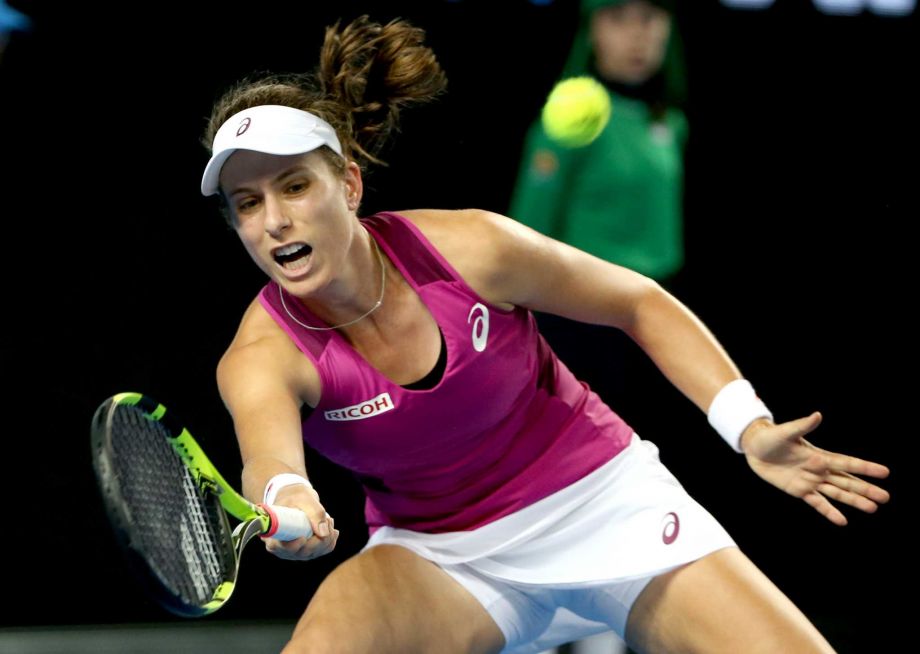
[{"xmin": 740, "ymin": 412, "xmax": 890, "ymax": 525}]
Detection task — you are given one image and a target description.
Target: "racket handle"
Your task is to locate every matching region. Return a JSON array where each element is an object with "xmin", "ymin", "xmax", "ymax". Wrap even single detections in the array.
[{"xmin": 259, "ymin": 503, "xmax": 314, "ymax": 541}]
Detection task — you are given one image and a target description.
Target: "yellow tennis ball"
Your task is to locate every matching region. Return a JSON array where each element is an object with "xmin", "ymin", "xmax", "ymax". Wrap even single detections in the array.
[{"xmin": 541, "ymin": 76, "xmax": 612, "ymax": 148}]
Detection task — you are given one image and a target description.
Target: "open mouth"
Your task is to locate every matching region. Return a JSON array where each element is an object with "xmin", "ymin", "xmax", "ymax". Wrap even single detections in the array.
[{"xmin": 273, "ymin": 243, "xmax": 313, "ymax": 271}]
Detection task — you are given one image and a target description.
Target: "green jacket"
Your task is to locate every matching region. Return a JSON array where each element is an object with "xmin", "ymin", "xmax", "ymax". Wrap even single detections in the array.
[{"xmin": 510, "ymin": 89, "xmax": 687, "ymax": 281}]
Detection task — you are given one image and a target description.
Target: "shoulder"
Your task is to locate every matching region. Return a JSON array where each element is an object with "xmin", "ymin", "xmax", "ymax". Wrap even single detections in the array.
[
  {"xmin": 392, "ymin": 207, "xmax": 529, "ymax": 248},
  {"xmin": 379, "ymin": 209, "xmax": 658, "ymax": 328},
  {"xmin": 388, "ymin": 208, "xmax": 540, "ymax": 309},
  {"xmin": 394, "ymin": 208, "xmax": 505, "ymax": 244},
  {"xmin": 398, "ymin": 206, "xmax": 518, "ymax": 259},
  {"xmin": 218, "ymin": 297, "xmax": 321, "ymax": 410}
]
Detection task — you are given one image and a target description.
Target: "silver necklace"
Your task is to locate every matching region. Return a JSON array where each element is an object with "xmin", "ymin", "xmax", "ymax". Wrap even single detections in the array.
[{"xmin": 278, "ymin": 230, "xmax": 386, "ymax": 331}]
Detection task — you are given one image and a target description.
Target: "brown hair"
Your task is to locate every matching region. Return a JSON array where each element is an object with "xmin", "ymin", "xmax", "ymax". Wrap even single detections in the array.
[{"xmin": 203, "ymin": 15, "xmax": 447, "ymax": 174}]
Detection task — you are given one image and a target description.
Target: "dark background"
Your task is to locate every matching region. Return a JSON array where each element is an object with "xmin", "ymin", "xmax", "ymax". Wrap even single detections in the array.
[{"xmin": 0, "ymin": 1, "xmax": 914, "ymax": 650}]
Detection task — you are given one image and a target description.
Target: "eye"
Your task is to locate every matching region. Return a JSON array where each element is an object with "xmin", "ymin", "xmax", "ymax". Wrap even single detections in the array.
[
  {"xmin": 236, "ymin": 197, "xmax": 260, "ymax": 214},
  {"xmin": 286, "ymin": 181, "xmax": 308, "ymax": 194}
]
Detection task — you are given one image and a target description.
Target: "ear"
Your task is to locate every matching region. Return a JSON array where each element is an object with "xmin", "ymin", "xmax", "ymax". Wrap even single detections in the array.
[{"xmin": 343, "ymin": 161, "xmax": 363, "ymax": 212}]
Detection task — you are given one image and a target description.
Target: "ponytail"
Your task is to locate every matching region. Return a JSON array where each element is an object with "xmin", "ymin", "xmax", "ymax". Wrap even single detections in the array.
[{"xmin": 203, "ymin": 15, "xmax": 447, "ymax": 171}]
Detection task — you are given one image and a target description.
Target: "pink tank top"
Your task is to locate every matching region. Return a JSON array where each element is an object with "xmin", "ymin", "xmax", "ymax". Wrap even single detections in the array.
[{"xmin": 258, "ymin": 212, "xmax": 634, "ymax": 533}]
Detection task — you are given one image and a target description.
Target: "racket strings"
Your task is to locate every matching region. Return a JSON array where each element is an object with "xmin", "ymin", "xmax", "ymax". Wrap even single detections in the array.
[
  {"xmin": 109, "ymin": 405, "xmax": 236, "ymax": 607},
  {"xmin": 179, "ymin": 470, "xmax": 223, "ymax": 601}
]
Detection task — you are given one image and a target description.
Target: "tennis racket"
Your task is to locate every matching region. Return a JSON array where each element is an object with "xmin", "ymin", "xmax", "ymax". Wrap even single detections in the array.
[{"xmin": 91, "ymin": 391, "xmax": 313, "ymax": 617}]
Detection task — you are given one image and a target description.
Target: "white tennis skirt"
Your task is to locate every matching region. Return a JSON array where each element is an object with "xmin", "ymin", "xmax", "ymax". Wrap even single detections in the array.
[{"xmin": 364, "ymin": 433, "xmax": 736, "ymax": 650}]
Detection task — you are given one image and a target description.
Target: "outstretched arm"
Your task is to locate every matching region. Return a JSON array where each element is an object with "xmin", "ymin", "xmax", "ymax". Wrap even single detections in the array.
[
  {"xmin": 421, "ymin": 208, "xmax": 890, "ymax": 524},
  {"xmin": 217, "ymin": 313, "xmax": 339, "ymax": 560}
]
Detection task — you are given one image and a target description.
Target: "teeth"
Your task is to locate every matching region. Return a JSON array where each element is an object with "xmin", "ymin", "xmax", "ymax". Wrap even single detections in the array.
[
  {"xmin": 284, "ymin": 258, "xmax": 310, "ymax": 271},
  {"xmin": 276, "ymin": 243, "xmax": 305, "ymax": 257}
]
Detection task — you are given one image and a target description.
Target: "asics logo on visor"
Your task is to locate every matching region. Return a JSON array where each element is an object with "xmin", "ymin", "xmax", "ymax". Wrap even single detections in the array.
[{"xmin": 237, "ymin": 117, "xmax": 251, "ymax": 136}]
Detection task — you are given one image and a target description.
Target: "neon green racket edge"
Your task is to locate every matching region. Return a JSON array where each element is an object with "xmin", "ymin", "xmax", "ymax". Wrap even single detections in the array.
[{"xmin": 91, "ymin": 392, "xmax": 312, "ymax": 617}]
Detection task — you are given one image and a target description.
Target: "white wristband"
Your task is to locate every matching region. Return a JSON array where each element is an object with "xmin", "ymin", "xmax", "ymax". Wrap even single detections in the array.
[
  {"xmin": 263, "ymin": 473, "xmax": 313, "ymax": 505},
  {"xmin": 707, "ymin": 379, "xmax": 773, "ymax": 453}
]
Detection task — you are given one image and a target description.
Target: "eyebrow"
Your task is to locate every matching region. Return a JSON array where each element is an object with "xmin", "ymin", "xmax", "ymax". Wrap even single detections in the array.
[{"xmin": 227, "ymin": 165, "xmax": 310, "ymax": 198}]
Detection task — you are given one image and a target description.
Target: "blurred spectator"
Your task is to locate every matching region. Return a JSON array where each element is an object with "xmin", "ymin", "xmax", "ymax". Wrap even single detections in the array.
[{"xmin": 511, "ymin": 0, "xmax": 686, "ymax": 285}]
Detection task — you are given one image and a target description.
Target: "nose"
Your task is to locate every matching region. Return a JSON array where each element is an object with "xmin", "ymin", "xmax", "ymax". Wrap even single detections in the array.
[{"xmin": 263, "ymin": 194, "xmax": 292, "ymax": 237}]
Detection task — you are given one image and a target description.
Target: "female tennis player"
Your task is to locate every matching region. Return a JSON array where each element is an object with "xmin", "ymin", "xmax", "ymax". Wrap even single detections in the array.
[{"xmin": 202, "ymin": 16, "xmax": 889, "ymax": 654}]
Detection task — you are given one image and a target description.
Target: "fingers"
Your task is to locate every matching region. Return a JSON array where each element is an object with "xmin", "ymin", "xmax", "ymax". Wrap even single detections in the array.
[
  {"xmin": 747, "ymin": 411, "xmax": 892, "ymax": 526},
  {"xmin": 817, "ymin": 482, "xmax": 881, "ymax": 514},
  {"xmin": 823, "ymin": 451, "xmax": 891, "ymax": 480},
  {"xmin": 759, "ymin": 443, "xmax": 891, "ymax": 525},
  {"xmin": 799, "ymin": 463, "xmax": 890, "ymax": 523},
  {"xmin": 314, "ymin": 512, "xmax": 334, "ymax": 538},
  {"xmin": 803, "ymin": 490, "xmax": 848, "ymax": 526},
  {"xmin": 807, "ymin": 447, "xmax": 891, "ymax": 499},
  {"xmin": 797, "ymin": 436, "xmax": 890, "ymax": 485},
  {"xmin": 265, "ymin": 514, "xmax": 339, "ymax": 561},
  {"xmin": 744, "ymin": 413, "xmax": 823, "ymax": 461},
  {"xmin": 772, "ymin": 411, "xmax": 823, "ymax": 444},
  {"xmin": 263, "ymin": 485, "xmax": 340, "ymax": 561},
  {"xmin": 799, "ymin": 430, "xmax": 890, "ymax": 481},
  {"xmin": 797, "ymin": 451, "xmax": 890, "ymax": 503},
  {"xmin": 828, "ymin": 471, "xmax": 891, "ymax": 505}
]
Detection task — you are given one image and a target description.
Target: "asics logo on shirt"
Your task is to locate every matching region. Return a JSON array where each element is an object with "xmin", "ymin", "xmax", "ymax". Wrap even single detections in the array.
[
  {"xmin": 661, "ymin": 512, "xmax": 680, "ymax": 545},
  {"xmin": 467, "ymin": 303, "xmax": 490, "ymax": 352},
  {"xmin": 324, "ymin": 393, "xmax": 394, "ymax": 421}
]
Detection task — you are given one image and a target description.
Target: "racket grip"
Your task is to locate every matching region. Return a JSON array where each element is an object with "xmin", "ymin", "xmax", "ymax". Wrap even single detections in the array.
[{"xmin": 259, "ymin": 503, "xmax": 314, "ymax": 541}]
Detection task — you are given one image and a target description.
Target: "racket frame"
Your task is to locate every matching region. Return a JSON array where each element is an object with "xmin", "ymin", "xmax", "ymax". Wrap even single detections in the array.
[{"xmin": 92, "ymin": 392, "xmax": 297, "ymax": 616}]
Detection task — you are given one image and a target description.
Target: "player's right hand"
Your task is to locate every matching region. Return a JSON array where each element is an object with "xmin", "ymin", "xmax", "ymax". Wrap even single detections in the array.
[{"xmin": 263, "ymin": 484, "xmax": 339, "ymax": 561}]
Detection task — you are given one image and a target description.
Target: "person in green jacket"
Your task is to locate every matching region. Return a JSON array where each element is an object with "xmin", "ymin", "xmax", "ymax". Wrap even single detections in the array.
[{"xmin": 511, "ymin": 0, "xmax": 686, "ymax": 283}]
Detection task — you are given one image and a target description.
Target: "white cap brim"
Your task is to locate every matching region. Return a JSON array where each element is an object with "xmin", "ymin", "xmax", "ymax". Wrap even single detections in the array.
[{"xmin": 201, "ymin": 105, "xmax": 343, "ymax": 196}]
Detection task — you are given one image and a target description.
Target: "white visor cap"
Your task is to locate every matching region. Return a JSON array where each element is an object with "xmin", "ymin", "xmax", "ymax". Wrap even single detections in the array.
[{"xmin": 201, "ymin": 105, "xmax": 344, "ymax": 196}]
